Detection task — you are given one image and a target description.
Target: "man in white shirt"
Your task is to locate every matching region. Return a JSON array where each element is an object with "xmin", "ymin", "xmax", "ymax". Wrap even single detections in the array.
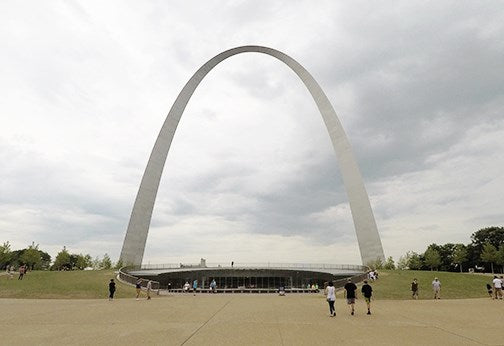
[
  {"xmin": 146, "ymin": 280, "xmax": 152, "ymax": 300},
  {"xmin": 492, "ymin": 276, "xmax": 502, "ymax": 300},
  {"xmin": 432, "ymin": 278, "xmax": 441, "ymax": 299}
]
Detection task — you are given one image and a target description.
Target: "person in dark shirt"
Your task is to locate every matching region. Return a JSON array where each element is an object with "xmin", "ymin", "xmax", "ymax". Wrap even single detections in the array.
[
  {"xmin": 411, "ymin": 278, "xmax": 419, "ymax": 300},
  {"xmin": 361, "ymin": 280, "xmax": 373, "ymax": 315},
  {"xmin": 136, "ymin": 278, "xmax": 142, "ymax": 300},
  {"xmin": 109, "ymin": 279, "xmax": 116, "ymax": 300},
  {"xmin": 486, "ymin": 283, "xmax": 493, "ymax": 299},
  {"xmin": 344, "ymin": 279, "xmax": 358, "ymax": 315}
]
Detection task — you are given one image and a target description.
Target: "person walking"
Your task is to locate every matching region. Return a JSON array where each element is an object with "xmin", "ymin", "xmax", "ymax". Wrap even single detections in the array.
[
  {"xmin": 411, "ymin": 278, "xmax": 419, "ymax": 299},
  {"xmin": 135, "ymin": 278, "xmax": 142, "ymax": 300},
  {"xmin": 210, "ymin": 279, "xmax": 217, "ymax": 293},
  {"xmin": 7, "ymin": 266, "xmax": 13, "ymax": 280},
  {"xmin": 432, "ymin": 277, "xmax": 441, "ymax": 299},
  {"xmin": 192, "ymin": 279, "xmax": 198, "ymax": 296},
  {"xmin": 326, "ymin": 281, "xmax": 336, "ymax": 317},
  {"xmin": 18, "ymin": 265, "xmax": 25, "ymax": 280},
  {"xmin": 146, "ymin": 280, "xmax": 153, "ymax": 300},
  {"xmin": 361, "ymin": 280, "xmax": 373, "ymax": 315},
  {"xmin": 492, "ymin": 276, "xmax": 502, "ymax": 300},
  {"xmin": 108, "ymin": 279, "xmax": 116, "ymax": 300},
  {"xmin": 167, "ymin": 282, "xmax": 172, "ymax": 292},
  {"xmin": 486, "ymin": 283, "xmax": 493, "ymax": 299},
  {"xmin": 344, "ymin": 279, "xmax": 358, "ymax": 315}
]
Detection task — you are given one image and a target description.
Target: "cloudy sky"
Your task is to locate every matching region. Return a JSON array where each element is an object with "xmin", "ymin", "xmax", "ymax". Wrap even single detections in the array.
[{"xmin": 1, "ymin": 1, "xmax": 503, "ymax": 265}]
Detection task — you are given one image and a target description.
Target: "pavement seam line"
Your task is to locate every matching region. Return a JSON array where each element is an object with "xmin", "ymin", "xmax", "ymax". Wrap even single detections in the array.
[
  {"xmin": 180, "ymin": 299, "xmax": 233, "ymax": 346},
  {"xmin": 275, "ymin": 305, "xmax": 285, "ymax": 346},
  {"xmin": 396, "ymin": 312, "xmax": 487, "ymax": 345}
]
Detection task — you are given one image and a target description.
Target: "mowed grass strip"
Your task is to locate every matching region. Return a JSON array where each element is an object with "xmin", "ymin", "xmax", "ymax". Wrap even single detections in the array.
[
  {"xmin": 0, "ymin": 270, "xmax": 136, "ymax": 299},
  {"xmin": 364, "ymin": 269, "xmax": 494, "ymax": 300}
]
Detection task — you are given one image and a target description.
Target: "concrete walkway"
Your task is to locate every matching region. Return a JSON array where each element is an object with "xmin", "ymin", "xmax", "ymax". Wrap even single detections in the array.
[{"xmin": 0, "ymin": 295, "xmax": 501, "ymax": 345}]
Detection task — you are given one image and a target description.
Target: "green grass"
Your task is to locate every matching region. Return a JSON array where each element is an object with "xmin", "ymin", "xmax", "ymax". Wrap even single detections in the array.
[
  {"xmin": 0, "ymin": 269, "xmax": 496, "ymax": 300},
  {"xmin": 359, "ymin": 269, "xmax": 494, "ymax": 300},
  {"xmin": 0, "ymin": 270, "xmax": 136, "ymax": 299}
]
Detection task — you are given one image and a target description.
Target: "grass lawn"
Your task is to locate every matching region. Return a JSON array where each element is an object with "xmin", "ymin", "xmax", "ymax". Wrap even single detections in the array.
[
  {"xmin": 360, "ymin": 269, "xmax": 495, "ymax": 300},
  {"xmin": 0, "ymin": 269, "xmax": 497, "ymax": 300},
  {"xmin": 0, "ymin": 270, "xmax": 136, "ymax": 299}
]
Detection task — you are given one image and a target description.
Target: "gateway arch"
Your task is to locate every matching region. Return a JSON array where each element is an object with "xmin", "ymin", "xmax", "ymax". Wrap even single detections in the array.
[{"xmin": 120, "ymin": 46, "xmax": 385, "ymax": 266}]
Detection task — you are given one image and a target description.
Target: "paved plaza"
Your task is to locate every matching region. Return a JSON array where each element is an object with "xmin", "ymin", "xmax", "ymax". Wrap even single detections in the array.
[{"xmin": 0, "ymin": 295, "xmax": 501, "ymax": 345}]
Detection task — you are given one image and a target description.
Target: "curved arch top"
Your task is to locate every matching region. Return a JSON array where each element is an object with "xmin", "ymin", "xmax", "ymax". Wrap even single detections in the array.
[{"xmin": 120, "ymin": 46, "xmax": 385, "ymax": 266}]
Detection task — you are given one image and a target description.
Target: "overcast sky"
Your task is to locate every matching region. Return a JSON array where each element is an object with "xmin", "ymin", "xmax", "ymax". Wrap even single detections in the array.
[{"xmin": 1, "ymin": 1, "xmax": 503, "ymax": 265}]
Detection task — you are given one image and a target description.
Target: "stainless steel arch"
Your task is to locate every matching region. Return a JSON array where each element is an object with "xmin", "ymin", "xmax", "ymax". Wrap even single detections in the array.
[{"xmin": 120, "ymin": 46, "xmax": 385, "ymax": 266}]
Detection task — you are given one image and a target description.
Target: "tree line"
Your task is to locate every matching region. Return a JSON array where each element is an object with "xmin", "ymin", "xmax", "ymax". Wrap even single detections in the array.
[
  {"xmin": 0, "ymin": 242, "xmax": 119, "ymax": 271},
  {"xmin": 396, "ymin": 227, "xmax": 504, "ymax": 273}
]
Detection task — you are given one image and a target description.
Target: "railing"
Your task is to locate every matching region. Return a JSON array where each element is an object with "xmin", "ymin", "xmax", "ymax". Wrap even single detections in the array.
[
  {"xmin": 118, "ymin": 267, "xmax": 161, "ymax": 290},
  {"xmin": 138, "ymin": 263, "xmax": 367, "ymax": 272},
  {"xmin": 333, "ymin": 272, "xmax": 369, "ymax": 289}
]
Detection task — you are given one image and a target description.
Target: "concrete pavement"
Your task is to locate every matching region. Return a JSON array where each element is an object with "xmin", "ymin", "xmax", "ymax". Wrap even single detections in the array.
[{"xmin": 0, "ymin": 295, "xmax": 501, "ymax": 345}]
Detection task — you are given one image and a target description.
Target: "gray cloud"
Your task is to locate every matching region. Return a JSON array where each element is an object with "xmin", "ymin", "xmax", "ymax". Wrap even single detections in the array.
[{"xmin": 1, "ymin": 1, "xmax": 503, "ymax": 263}]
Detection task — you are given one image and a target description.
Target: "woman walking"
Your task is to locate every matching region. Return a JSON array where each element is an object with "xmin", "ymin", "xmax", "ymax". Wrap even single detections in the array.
[{"xmin": 326, "ymin": 281, "xmax": 336, "ymax": 317}]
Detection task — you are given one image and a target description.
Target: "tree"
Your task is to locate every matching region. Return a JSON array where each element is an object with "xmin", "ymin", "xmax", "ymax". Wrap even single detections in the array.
[
  {"xmin": 20, "ymin": 242, "xmax": 42, "ymax": 270},
  {"xmin": 423, "ymin": 243, "xmax": 457, "ymax": 271},
  {"xmin": 100, "ymin": 253, "xmax": 112, "ymax": 270},
  {"xmin": 397, "ymin": 254, "xmax": 409, "ymax": 270},
  {"xmin": 39, "ymin": 251, "xmax": 51, "ymax": 270},
  {"xmin": 384, "ymin": 256, "xmax": 395, "ymax": 270},
  {"xmin": 0, "ymin": 241, "xmax": 12, "ymax": 269},
  {"xmin": 114, "ymin": 259, "xmax": 124, "ymax": 270},
  {"xmin": 471, "ymin": 227, "xmax": 504, "ymax": 261},
  {"xmin": 452, "ymin": 244, "xmax": 468, "ymax": 273},
  {"xmin": 480, "ymin": 242, "xmax": 498, "ymax": 273},
  {"xmin": 424, "ymin": 248, "xmax": 441, "ymax": 271},
  {"xmin": 497, "ymin": 245, "xmax": 504, "ymax": 274},
  {"xmin": 75, "ymin": 254, "xmax": 92, "ymax": 270},
  {"xmin": 52, "ymin": 246, "xmax": 71, "ymax": 271},
  {"xmin": 407, "ymin": 252, "xmax": 423, "ymax": 270},
  {"xmin": 91, "ymin": 256, "xmax": 101, "ymax": 270},
  {"xmin": 464, "ymin": 243, "xmax": 479, "ymax": 271}
]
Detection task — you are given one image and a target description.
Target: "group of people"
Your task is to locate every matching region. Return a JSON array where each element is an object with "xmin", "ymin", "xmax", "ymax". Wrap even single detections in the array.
[
  {"xmin": 410, "ymin": 277, "xmax": 442, "ymax": 300},
  {"xmin": 107, "ymin": 278, "xmax": 155, "ymax": 301},
  {"xmin": 109, "ymin": 273, "xmax": 504, "ymax": 306},
  {"xmin": 411, "ymin": 276, "xmax": 504, "ymax": 300},
  {"xmin": 367, "ymin": 270, "xmax": 379, "ymax": 281},
  {"xmin": 325, "ymin": 278, "xmax": 374, "ymax": 317},
  {"xmin": 182, "ymin": 279, "xmax": 199, "ymax": 295},
  {"xmin": 181, "ymin": 279, "xmax": 218, "ymax": 294},
  {"xmin": 487, "ymin": 275, "xmax": 503, "ymax": 299},
  {"xmin": 4, "ymin": 265, "xmax": 27, "ymax": 280},
  {"xmin": 326, "ymin": 274, "xmax": 465, "ymax": 317}
]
